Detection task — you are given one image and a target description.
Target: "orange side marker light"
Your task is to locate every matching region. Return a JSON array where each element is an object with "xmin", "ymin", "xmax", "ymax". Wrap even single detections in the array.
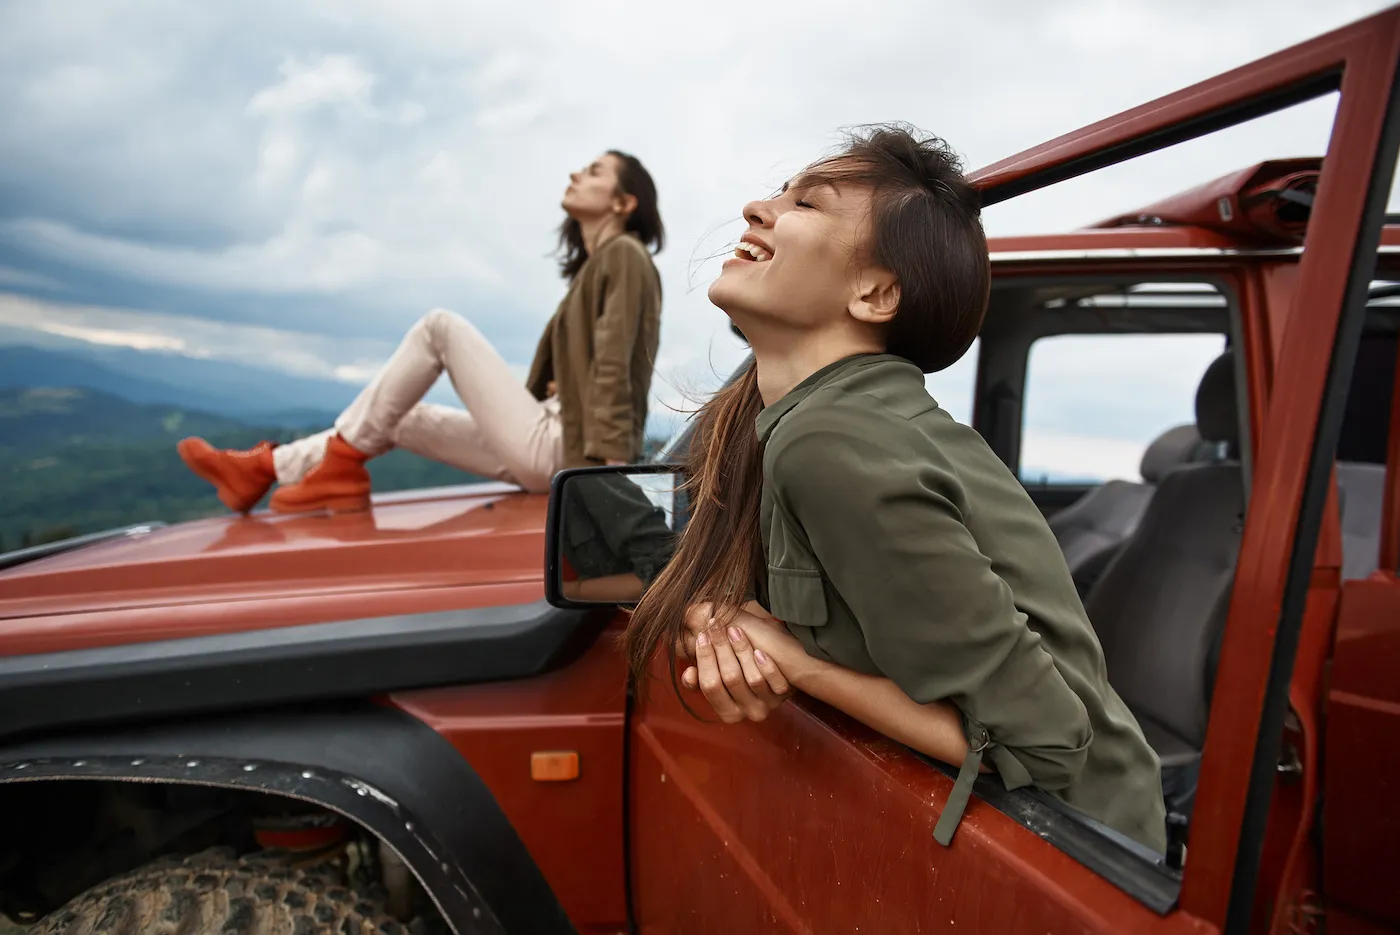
[{"xmin": 531, "ymin": 751, "xmax": 580, "ymax": 782}]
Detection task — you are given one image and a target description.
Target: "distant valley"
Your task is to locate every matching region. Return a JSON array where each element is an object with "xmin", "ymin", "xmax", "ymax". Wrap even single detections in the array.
[
  {"xmin": 0, "ymin": 343, "xmax": 670, "ymax": 551},
  {"xmin": 0, "ymin": 374, "xmax": 486, "ymax": 550},
  {"xmin": 0, "ymin": 344, "xmax": 350, "ymax": 427}
]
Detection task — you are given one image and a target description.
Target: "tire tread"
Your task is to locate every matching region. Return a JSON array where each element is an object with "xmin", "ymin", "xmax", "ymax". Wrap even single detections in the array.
[{"xmin": 32, "ymin": 850, "xmax": 408, "ymax": 935}]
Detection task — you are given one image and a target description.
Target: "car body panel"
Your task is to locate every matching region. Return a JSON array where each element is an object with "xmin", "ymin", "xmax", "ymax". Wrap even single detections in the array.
[
  {"xmin": 392, "ymin": 623, "xmax": 632, "ymax": 933},
  {"xmin": 0, "ymin": 484, "xmax": 551, "ymax": 654},
  {"xmin": 3, "ymin": 8, "xmax": 1400, "ymax": 934},
  {"xmin": 628, "ymin": 661, "xmax": 1211, "ymax": 935}
]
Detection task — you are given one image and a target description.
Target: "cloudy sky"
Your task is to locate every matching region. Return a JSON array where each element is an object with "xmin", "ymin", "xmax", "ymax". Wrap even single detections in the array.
[{"xmin": 0, "ymin": 0, "xmax": 1394, "ymax": 480}]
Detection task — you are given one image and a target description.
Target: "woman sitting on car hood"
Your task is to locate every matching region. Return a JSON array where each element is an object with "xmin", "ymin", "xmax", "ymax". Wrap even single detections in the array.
[{"xmin": 177, "ymin": 151, "xmax": 664, "ymax": 514}]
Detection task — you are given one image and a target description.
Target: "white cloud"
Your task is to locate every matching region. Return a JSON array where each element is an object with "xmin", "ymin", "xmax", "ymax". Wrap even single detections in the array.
[
  {"xmin": 35, "ymin": 320, "xmax": 187, "ymax": 352},
  {"xmin": 0, "ymin": 292, "xmax": 396, "ymax": 385},
  {"xmin": 925, "ymin": 343, "xmax": 980, "ymax": 426},
  {"xmin": 0, "ymin": 216, "xmax": 498, "ymax": 295},
  {"xmin": 246, "ymin": 55, "xmax": 377, "ymax": 117},
  {"xmin": 254, "ymin": 133, "xmax": 300, "ymax": 189},
  {"xmin": 0, "ymin": 0, "xmax": 1393, "ymax": 446},
  {"xmin": 0, "ymin": 266, "xmax": 64, "ymax": 291},
  {"xmin": 475, "ymin": 96, "xmax": 549, "ymax": 131},
  {"xmin": 1023, "ymin": 432, "xmax": 1152, "ymax": 484},
  {"xmin": 332, "ymin": 362, "xmax": 383, "ymax": 383}
]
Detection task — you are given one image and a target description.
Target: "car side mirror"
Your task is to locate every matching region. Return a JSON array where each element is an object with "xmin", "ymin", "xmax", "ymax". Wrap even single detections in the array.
[{"xmin": 544, "ymin": 464, "xmax": 685, "ymax": 609}]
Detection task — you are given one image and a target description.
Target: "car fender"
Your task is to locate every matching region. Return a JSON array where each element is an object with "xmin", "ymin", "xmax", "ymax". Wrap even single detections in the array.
[{"xmin": 0, "ymin": 703, "xmax": 577, "ymax": 935}]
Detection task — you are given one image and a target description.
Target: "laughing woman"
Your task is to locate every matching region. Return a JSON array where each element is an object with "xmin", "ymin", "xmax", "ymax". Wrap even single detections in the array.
[
  {"xmin": 624, "ymin": 125, "xmax": 1166, "ymax": 852},
  {"xmin": 178, "ymin": 151, "xmax": 665, "ymax": 514}
]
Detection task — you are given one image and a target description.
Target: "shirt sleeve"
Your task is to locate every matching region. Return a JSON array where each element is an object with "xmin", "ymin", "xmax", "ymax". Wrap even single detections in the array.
[
  {"xmin": 771, "ymin": 408, "xmax": 1093, "ymax": 791},
  {"xmin": 585, "ymin": 242, "xmax": 657, "ymax": 462},
  {"xmin": 580, "ymin": 475, "xmax": 676, "ymax": 585}
]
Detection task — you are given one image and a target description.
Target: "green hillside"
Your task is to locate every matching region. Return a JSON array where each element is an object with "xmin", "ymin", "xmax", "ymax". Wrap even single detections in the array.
[
  {"xmin": 0, "ymin": 387, "xmax": 254, "ymax": 450},
  {"xmin": 0, "ymin": 388, "xmax": 488, "ymax": 550},
  {"xmin": 0, "ymin": 387, "xmax": 675, "ymax": 553}
]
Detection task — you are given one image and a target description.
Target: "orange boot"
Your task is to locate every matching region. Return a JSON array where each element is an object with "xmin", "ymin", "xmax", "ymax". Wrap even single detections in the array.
[
  {"xmin": 177, "ymin": 438, "xmax": 277, "ymax": 514},
  {"xmin": 269, "ymin": 434, "xmax": 372, "ymax": 514}
]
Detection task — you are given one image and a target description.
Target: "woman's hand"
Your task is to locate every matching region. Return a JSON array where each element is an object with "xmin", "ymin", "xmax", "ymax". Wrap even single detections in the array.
[{"xmin": 677, "ymin": 602, "xmax": 809, "ymax": 723}]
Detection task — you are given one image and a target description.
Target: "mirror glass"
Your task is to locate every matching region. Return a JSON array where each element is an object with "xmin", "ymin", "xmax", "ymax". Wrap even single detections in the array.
[{"xmin": 552, "ymin": 468, "xmax": 683, "ymax": 605}]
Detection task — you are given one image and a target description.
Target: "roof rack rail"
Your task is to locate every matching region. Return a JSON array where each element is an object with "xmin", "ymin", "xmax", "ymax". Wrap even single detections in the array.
[{"xmin": 0, "ymin": 522, "xmax": 168, "ymax": 572}]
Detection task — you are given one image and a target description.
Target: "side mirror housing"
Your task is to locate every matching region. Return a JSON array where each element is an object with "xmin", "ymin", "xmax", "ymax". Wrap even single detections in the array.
[{"xmin": 544, "ymin": 464, "xmax": 684, "ymax": 609}]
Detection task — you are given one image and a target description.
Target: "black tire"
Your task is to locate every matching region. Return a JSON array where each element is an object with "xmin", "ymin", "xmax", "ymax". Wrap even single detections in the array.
[{"xmin": 31, "ymin": 849, "xmax": 408, "ymax": 935}]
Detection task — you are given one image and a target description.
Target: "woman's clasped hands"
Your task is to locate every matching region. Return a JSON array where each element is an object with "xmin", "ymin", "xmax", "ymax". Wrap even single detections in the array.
[{"xmin": 675, "ymin": 601, "xmax": 810, "ymax": 723}]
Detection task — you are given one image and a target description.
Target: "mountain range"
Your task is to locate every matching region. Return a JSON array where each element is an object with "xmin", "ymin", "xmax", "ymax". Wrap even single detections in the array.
[
  {"xmin": 0, "ymin": 383, "xmax": 490, "ymax": 551},
  {"xmin": 0, "ymin": 386, "xmax": 257, "ymax": 451},
  {"xmin": 0, "ymin": 343, "xmax": 348, "ymax": 427},
  {"xmin": 0, "ymin": 342, "xmax": 674, "ymax": 551}
]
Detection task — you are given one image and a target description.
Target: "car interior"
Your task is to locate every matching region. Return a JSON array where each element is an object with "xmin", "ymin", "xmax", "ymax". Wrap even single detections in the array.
[
  {"xmin": 1077, "ymin": 348, "xmax": 1244, "ymax": 820},
  {"xmin": 1049, "ymin": 421, "xmax": 1210, "ymax": 598},
  {"xmin": 1333, "ymin": 294, "xmax": 1395, "ymax": 581},
  {"xmin": 1005, "ymin": 282, "xmax": 1395, "ymax": 829}
]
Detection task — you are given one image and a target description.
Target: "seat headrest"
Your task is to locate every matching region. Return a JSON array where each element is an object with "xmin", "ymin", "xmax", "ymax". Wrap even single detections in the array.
[
  {"xmin": 1195, "ymin": 351, "xmax": 1240, "ymax": 446},
  {"xmin": 1139, "ymin": 424, "xmax": 1204, "ymax": 483}
]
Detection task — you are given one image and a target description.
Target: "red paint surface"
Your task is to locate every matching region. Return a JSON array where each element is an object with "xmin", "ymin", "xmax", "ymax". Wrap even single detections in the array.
[
  {"xmin": 1089, "ymin": 160, "xmax": 1321, "ymax": 244},
  {"xmin": 0, "ymin": 11, "xmax": 1395, "ymax": 932},
  {"xmin": 0, "ymin": 485, "xmax": 550, "ymax": 655},
  {"xmin": 1173, "ymin": 11, "xmax": 1400, "ymax": 927},
  {"xmin": 628, "ymin": 671, "xmax": 1217, "ymax": 935},
  {"xmin": 392, "ymin": 626, "xmax": 631, "ymax": 934},
  {"xmin": 1328, "ymin": 907, "xmax": 1398, "ymax": 935},
  {"xmin": 1258, "ymin": 575, "xmax": 1339, "ymax": 935},
  {"xmin": 1325, "ymin": 578, "xmax": 1400, "ymax": 928},
  {"xmin": 989, "ymin": 225, "xmax": 1257, "ymax": 256}
]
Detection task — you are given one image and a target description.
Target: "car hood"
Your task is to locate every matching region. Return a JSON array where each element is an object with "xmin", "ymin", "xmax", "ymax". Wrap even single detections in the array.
[{"xmin": 0, "ymin": 483, "xmax": 553, "ymax": 655}]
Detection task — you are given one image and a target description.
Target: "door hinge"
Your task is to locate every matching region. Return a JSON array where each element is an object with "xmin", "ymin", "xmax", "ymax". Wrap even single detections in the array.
[
  {"xmin": 1283, "ymin": 888, "xmax": 1325, "ymax": 935},
  {"xmin": 1277, "ymin": 741, "xmax": 1303, "ymax": 781}
]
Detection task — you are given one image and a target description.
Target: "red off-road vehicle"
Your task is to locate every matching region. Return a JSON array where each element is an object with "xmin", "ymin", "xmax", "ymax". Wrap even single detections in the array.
[{"xmin": 2, "ymin": 9, "xmax": 1399, "ymax": 935}]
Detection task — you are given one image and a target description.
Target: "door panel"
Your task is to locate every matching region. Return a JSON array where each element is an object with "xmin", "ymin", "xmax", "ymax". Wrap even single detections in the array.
[
  {"xmin": 1324, "ymin": 578, "xmax": 1400, "ymax": 928},
  {"xmin": 1185, "ymin": 20, "xmax": 1400, "ymax": 930},
  {"xmin": 629, "ymin": 676, "xmax": 1199, "ymax": 935}
]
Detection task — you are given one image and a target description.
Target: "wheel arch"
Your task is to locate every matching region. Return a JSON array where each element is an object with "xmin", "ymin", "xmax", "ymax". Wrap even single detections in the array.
[{"xmin": 0, "ymin": 703, "xmax": 576, "ymax": 935}]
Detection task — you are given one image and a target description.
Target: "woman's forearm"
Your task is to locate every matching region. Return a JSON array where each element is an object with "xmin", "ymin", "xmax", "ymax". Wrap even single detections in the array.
[{"xmin": 792, "ymin": 659, "xmax": 971, "ymax": 768}]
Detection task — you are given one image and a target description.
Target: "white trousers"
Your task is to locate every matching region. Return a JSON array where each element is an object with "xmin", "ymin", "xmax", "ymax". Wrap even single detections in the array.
[{"xmin": 272, "ymin": 308, "xmax": 563, "ymax": 493}]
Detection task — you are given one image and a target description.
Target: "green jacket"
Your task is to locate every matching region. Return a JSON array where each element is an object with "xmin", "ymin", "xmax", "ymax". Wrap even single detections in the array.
[
  {"xmin": 526, "ymin": 233, "xmax": 663, "ymax": 466},
  {"xmin": 756, "ymin": 353, "xmax": 1166, "ymax": 852}
]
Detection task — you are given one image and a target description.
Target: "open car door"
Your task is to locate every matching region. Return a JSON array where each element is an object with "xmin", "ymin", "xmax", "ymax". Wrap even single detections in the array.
[{"xmin": 972, "ymin": 8, "xmax": 1400, "ymax": 931}]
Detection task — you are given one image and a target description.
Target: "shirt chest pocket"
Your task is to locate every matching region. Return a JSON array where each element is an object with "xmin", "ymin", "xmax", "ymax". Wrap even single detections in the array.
[{"xmin": 764, "ymin": 512, "xmax": 829, "ymax": 629}]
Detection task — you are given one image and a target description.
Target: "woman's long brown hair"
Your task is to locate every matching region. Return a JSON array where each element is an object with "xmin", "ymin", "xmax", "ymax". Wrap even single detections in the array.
[
  {"xmin": 624, "ymin": 123, "xmax": 990, "ymax": 696},
  {"xmin": 625, "ymin": 358, "xmax": 766, "ymax": 699}
]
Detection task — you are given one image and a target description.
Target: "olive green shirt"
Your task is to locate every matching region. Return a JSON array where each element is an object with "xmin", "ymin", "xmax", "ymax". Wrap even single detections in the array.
[
  {"xmin": 757, "ymin": 353, "xmax": 1166, "ymax": 852},
  {"xmin": 526, "ymin": 233, "xmax": 663, "ymax": 466}
]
